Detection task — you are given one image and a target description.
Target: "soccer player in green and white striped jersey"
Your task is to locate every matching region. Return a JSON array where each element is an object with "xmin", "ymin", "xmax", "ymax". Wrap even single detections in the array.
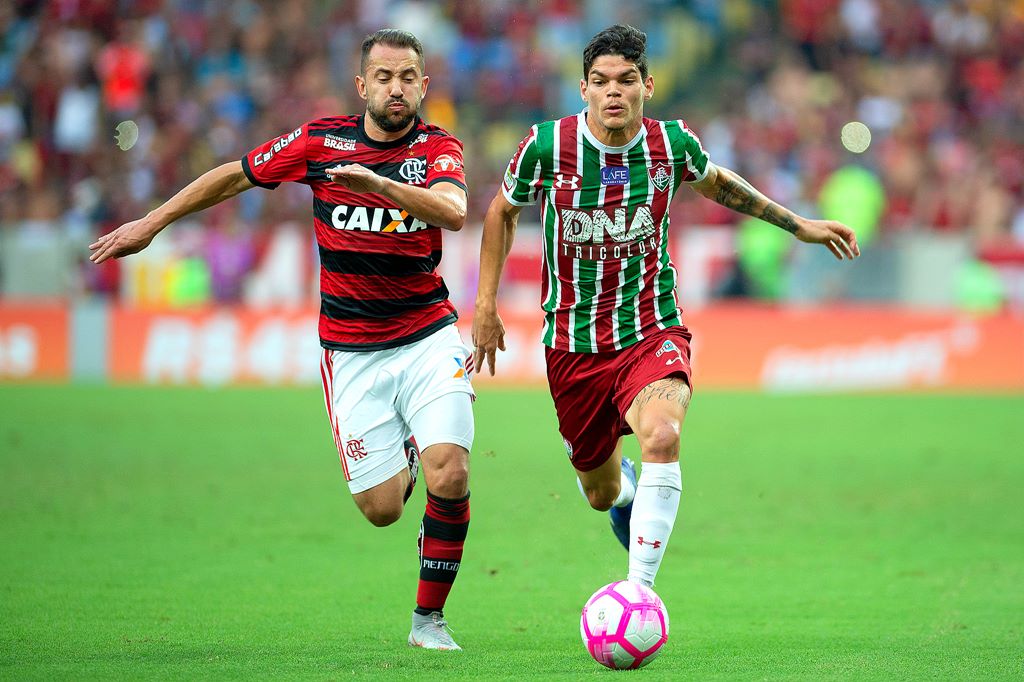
[{"xmin": 473, "ymin": 25, "xmax": 859, "ymax": 588}]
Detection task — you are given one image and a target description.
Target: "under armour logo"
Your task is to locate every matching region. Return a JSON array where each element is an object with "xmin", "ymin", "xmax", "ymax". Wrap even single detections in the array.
[
  {"xmin": 637, "ymin": 536, "xmax": 662, "ymax": 548},
  {"xmin": 554, "ymin": 173, "xmax": 581, "ymax": 190}
]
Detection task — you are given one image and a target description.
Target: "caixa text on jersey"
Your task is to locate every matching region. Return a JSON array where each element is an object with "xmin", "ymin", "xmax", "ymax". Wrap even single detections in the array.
[{"xmin": 330, "ymin": 205, "xmax": 429, "ymax": 233}]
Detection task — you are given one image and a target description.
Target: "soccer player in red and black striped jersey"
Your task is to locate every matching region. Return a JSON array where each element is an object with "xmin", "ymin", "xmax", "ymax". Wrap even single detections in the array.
[
  {"xmin": 474, "ymin": 25, "xmax": 859, "ymax": 591},
  {"xmin": 90, "ymin": 29, "xmax": 473, "ymax": 651}
]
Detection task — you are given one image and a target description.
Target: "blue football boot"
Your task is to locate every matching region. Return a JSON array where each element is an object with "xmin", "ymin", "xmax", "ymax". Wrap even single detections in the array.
[{"xmin": 608, "ymin": 457, "xmax": 637, "ymax": 550}]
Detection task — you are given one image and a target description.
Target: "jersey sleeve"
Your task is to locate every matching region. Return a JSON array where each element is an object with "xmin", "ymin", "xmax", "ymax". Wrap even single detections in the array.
[
  {"xmin": 425, "ymin": 135, "xmax": 467, "ymax": 191},
  {"xmin": 241, "ymin": 124, "xmax": 309, "ymax": 189},
  {"xmin": 674, "ymin": 120, "xmax": 711, "ymax": 183},
  {"xmin": 500, "ymin": 127, "xmax": 543, "ymax": 206}
]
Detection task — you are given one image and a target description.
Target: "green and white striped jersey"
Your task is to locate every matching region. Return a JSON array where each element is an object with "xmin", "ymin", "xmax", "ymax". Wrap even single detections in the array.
[{"xmin": 501, "ymin": 109, "xmax": 710, "ymax": 352}]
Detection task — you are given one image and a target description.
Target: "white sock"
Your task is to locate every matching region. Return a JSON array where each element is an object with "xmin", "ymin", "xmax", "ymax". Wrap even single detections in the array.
[
  {"xmin": 576, "ymin": 464, "xmax": 636, "ymax": 507},
  {"xmin": 627, "ymin": 461, "xmax": 681, "ymax": 587},
  {"xmin": 613, "ymin": 464, "xmax": 636, "ymax": 508}
]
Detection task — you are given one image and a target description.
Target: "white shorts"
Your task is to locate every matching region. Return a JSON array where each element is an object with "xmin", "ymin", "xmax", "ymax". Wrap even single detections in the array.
[{"xmin": 320, "ymin": 324, "xmax": 476, "ymax": 494}]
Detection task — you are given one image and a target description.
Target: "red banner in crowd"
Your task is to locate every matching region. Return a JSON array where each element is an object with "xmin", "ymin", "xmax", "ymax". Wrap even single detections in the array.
[
  {"xmin": 1, "ymin": 303, "xmax": 1021, "ymax": 391},
  {"xmin": 108, "ymin": 307, "xmax": 321, "ymax": 385},
  {"xmin": 464, "ymin": 306, "xmax": 1024, "ymax": 392},
  {"xmin": 681, "ymin": 305, "xmax": 1024, "ymax": 392},
  {"xmin": 0, "ymin": 303, "xmax": 69, "ymax": 381}
]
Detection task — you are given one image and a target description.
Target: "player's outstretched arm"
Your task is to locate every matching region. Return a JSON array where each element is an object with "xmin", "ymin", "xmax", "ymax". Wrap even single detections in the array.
[
  {"xmin": 472, "ymin": 192, "xmax": 522, "ymax": 376},
  {"xmin": 89, "ymin": 161, "xmax": 254, "ymax": 264},
  {"xmin": 691, "ymin": 163, "xmax": 860, "ymax": 260},
  {"xmin": 326, "ymin": 164, "xmax": 467, "ymax": 231}
]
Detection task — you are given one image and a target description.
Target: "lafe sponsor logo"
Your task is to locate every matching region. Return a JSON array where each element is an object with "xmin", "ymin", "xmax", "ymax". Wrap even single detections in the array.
[
  {"xmin": 760, "ymin": 324, "xmax": 980, "ymax": 392},
  {"xmin": 561, "ymin": 206, "xmax": 656, "ymax": 244},
  {"xmin": 323, "ymin": 134, "xmax": 356, "ymax": 151},
  {"xmin": 252, "ymin": 127, "xmax": 302, "ymax": 167},
  {"xmin": 399, "ymin": 157, "xmax": 427, "ymax": 184},
  {"xmin": 601, "ymin": 166, "xmax": 629, "ymax": 185},
  {"xmin": 331, "ymin": 205, "xmax": 428, "ymax": 233}
]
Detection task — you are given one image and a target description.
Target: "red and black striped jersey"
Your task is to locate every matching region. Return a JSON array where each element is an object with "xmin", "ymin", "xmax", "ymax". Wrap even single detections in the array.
[{"xmin": 241, "ymin": 115, "xmax": 467, "ymax": 351}]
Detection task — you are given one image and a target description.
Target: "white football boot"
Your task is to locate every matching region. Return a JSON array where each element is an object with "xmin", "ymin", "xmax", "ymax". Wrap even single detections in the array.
[{"xmin": 408, "ymin": 611, "xmax": 461, "ymax": 651}]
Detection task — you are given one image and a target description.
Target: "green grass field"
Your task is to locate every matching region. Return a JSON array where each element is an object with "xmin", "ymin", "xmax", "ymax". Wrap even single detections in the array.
[{"xmin": 1, "ymin": 385, "xmax": 1023, "ymax": 680}]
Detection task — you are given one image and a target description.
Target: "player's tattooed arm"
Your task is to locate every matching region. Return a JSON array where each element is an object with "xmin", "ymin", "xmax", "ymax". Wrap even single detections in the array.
[
  {"xmin": 690, "ymin": 162, "xmax": 861, "ymax": 260},
  {"xmin": 695, "ymin": 165, "xmax": 800, "ymax": 234}
]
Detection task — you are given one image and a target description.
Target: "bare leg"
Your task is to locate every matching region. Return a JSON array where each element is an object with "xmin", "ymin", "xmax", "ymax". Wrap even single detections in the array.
[
  {"xmin": 576, "ymin": 439, "xmax": 625, "ymax": 511},
  {"xmin": 352, "ymin": 469, "xmax": 410, "ymax": 527},
  {"xmin": 623, "ymin": 377, "xmax": 691, "ymax": 585}
]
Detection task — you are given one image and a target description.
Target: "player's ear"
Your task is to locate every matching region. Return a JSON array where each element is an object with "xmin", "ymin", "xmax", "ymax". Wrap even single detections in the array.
[
  {"xmin": 355, "ymin": 75, "xmax": 367, "ymax": 101},
  {"xmin": 580, "ymin": 78, "xmax": 587, "ymax": 102},
  {"xmin": 644, "ymin": 75, "xmax": 654, "ymax": 101},
  {"xmin": 420, "ymin": 74, "xmax": 429, "ymax": 98}
]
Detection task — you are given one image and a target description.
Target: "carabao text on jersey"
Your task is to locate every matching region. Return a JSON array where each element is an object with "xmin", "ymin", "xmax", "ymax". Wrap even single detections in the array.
[{"xmin": 252, "ymin": 127, "xmax": 302, "ymax": 167}]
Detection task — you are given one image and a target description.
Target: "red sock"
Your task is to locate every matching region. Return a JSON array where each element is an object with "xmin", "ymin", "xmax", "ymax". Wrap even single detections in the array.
[{"xmin": 415, "ymin": 491, "xmax": 470, "ymax": 614}]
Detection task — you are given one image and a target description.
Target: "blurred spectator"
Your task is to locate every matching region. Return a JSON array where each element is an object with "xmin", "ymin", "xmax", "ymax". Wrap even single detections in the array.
[{"xmin": 0, "ymin": 0, "xmax": 1022, "ymax": 308}]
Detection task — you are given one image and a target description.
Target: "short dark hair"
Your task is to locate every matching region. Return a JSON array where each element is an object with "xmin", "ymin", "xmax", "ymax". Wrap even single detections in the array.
[
  {"xmin": 360, "ymin": 29, "xmax": 424, "ymax": 74},
  {"xmin": 583, "ymin": 25, "xmax": 649, "ymax": 80}
]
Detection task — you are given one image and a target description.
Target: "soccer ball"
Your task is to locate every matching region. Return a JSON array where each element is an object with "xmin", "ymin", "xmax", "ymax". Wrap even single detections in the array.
[{"xmin": 580, "ymin": 580, "xmax": 669, "ymax": 669}]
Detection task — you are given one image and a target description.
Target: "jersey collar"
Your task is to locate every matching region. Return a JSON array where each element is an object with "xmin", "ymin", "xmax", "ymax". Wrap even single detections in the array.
[
  {"xmin": 356, "ymin": 114, "xmax": 423, "ymax": 149},
  {"xmin": 578, "ymin": 108, "xmax": 647, "ymax": 154}
]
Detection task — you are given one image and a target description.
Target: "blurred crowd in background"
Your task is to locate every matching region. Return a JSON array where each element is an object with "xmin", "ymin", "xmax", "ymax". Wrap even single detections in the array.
[{"xmin": 1, "ymin": 0, "xmax": 1023, "ymax": 310}]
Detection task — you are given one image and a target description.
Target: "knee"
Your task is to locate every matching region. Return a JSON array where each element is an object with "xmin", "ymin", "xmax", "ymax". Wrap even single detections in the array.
[
  {"xmin": 423, "ymin": 445, "xmax": 470, "ymax": 499},
  {"xmin": 639, "ymin": 421, "xmax": 681, "ymax": 460},
  {"xmin": 430, "ymin": 459, "xmax": 470, "ymax": 499},
  {"xmin": 583, "ymin": 483, "xmax": 619, "ymax": 511},
  {"xmin": 360, "ymin": 503, "xmax": 403, "ymax": 527}
]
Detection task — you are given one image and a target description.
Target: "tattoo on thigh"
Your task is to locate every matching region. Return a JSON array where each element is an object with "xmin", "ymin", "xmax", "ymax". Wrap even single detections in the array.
[{"xmin": 634, "ymin": 379, "xmax": 691, "ymax": 412}]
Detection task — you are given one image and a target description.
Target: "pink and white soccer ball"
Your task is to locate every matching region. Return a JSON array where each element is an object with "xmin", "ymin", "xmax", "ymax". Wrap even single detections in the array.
[{"xmin": 580, "ymin": 580, "xmax": 669, "ymax": 669}]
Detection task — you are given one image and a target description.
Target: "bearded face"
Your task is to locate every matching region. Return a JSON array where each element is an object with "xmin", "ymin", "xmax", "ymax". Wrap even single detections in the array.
[{"xmin": 358, "ymin": 45, "xmax": 428, "ymax": 137}]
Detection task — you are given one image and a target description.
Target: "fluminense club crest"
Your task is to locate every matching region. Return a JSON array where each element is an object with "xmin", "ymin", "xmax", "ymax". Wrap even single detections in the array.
[{"xmin": 648, "ymin": 163, "xmax": 672, "ymax": 192}]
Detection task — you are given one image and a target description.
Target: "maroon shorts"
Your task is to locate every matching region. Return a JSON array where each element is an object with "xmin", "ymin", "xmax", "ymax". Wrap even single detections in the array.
[{"xmin": 545, "ymin": 327, "xmax": 693, "ymax": 472}]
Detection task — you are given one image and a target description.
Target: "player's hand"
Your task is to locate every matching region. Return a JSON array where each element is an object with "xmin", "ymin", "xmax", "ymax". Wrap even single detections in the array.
[
  {"xmin": 88, "ymin": 218, "xmax": 158, "ymax": 263},
  {"xmin": 326, "ymin": 164, "xmax": 387, "ymax": 194},
  {"xmin": 794, "ymin": 219, "xmax": 860, "ymax": 260},
  {"xmin": 472, "ymin": 306, "xmax": 506, "ymax": 377}
]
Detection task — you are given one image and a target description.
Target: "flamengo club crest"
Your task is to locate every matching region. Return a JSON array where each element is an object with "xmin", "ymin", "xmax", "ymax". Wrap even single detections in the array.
[
  {"xmin": 399, "ymin": 157, "xmax": 427, "ymax": 184},
  {"xmin": 345, "ymin": 437, "xmax": 368, "ymax": 460},
  {"xmin": 648, "ymin": 163, "xmax": 671, "ymax": 192}
]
